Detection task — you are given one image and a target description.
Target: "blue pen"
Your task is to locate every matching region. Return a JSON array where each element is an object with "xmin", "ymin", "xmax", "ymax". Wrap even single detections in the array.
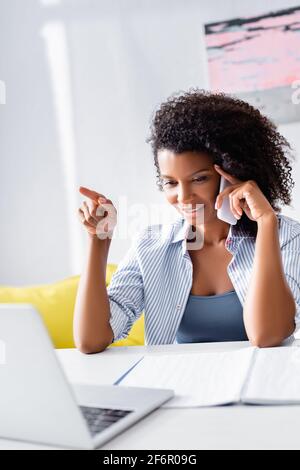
[{"xmin": 114, "ymin": 357, "xmax": 144, "ymax": 385}]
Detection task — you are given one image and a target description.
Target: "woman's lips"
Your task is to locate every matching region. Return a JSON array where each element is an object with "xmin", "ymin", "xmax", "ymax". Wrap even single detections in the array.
[
  {"xmin": 181, "ymin": 208, "xmax": 199, "ymax": 213},
  {"xmin": 179, "ymin": 205, "xmax": 203, "ymax": 216}
]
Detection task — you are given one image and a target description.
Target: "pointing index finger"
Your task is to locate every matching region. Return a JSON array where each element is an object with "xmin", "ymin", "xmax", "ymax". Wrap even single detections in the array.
[{"xmin": 79, "ymin": 186, "xmax": 106, "ymax": 202}]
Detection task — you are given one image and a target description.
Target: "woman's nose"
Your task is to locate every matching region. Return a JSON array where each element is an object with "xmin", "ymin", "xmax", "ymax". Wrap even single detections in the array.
[{"xmin": 177, "ymin": 184, "xmax": 194, "ymax": 205}]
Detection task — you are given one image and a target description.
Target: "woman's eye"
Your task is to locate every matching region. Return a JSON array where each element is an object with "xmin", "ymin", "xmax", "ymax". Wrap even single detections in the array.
[
  {"xmin": 162, "ymin": 176, "xmax": 208, "ymax": 187},
  {"xmin": 193, "ymin": 176, "xmax": 208, "ymax": 183}
]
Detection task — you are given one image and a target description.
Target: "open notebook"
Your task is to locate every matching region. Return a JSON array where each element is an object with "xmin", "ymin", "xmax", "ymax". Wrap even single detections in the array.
[{"xmin": 116, "ymin": 346, "xmax": 300, "ymax": 408}]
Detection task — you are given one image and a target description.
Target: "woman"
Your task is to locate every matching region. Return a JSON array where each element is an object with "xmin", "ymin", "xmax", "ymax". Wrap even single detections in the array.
[{"xmin": 73, "ymin": 89, "xmax": 300, "ymax": 353}]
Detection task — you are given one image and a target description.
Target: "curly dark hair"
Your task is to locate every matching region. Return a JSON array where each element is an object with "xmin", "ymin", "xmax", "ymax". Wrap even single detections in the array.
[{"xmin": 146, "ymin": 88, "xmax": 295, "ymax": 238}]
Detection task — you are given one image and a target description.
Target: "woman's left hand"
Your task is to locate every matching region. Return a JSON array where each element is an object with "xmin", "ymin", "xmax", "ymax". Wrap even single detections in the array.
[{"xmin": 214, "ymin": 164, "xmax": 275, "ymax": 222}]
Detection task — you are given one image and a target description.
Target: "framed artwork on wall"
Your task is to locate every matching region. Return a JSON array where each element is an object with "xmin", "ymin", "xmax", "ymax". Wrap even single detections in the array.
[{"xmin": 204, "ymin": 6, "xmax": 300, "ymax": 124}]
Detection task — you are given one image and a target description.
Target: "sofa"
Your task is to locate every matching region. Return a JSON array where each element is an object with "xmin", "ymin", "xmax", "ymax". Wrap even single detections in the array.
[{"xmin": 0, "ymin": 264, "xmax": 144, "ymax": 349}]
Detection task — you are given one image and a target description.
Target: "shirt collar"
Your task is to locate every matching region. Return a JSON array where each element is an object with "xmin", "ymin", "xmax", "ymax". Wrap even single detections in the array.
[
  {"xmin": 170, "ymin": 217, "xmax": 253, "ymax": 255},
  {"xmin": 171, "ymin": 217, "xmax": 191, "ymax": 244},
  {"xmin": 171, "ymin": 214, "xmax": 283, "ymax": 255}
]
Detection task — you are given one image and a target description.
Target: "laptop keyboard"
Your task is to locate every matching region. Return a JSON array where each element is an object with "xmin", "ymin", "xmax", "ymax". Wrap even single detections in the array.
[{"xmin": 80, "ymin": 406, "xmax": 133, "ymax": 437}]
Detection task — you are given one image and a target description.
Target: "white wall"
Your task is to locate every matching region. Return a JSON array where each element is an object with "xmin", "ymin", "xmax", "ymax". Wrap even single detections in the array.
[{"xmin": 1, "ymin": 0, "xmax": 300, "ymax": 285}]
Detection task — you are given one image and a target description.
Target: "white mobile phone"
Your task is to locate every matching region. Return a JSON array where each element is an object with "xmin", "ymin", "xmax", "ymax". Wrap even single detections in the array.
[{"xmin": 216, "ymin": 175, "xmax": 238, "ymax": 225}]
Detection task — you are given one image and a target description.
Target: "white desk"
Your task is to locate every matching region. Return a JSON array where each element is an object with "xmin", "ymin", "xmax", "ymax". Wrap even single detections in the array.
[{"xmin": 1, "ymin": 339, "xmax": 300, "ymax": 450}]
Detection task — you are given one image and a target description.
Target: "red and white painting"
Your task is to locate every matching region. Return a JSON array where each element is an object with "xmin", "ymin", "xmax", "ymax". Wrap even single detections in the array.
[{"xmin": 205, "ymin": 6, "xmax": 300, "ymax": 124}]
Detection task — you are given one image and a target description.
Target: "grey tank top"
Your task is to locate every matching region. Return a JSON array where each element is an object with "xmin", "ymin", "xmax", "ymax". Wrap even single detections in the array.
[{"xmin": 176, "ymin": 290, "xmax": 248, "ymax": 343}]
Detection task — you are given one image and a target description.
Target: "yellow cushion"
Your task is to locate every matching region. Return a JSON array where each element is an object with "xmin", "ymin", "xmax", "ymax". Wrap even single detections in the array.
[{"xmin": 0, "ymin": 264, "xmax": 144, "ymax": 349}]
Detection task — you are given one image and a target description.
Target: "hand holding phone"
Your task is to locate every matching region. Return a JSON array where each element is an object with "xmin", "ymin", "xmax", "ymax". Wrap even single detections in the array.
[{"xmin": 216, "ymin": 175, "xmax": 238, "ymax": 225}]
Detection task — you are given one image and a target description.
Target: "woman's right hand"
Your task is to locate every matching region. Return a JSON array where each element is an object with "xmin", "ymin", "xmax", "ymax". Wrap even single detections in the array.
[{"xmin": 78, "ymin": 186, "xmax": 117, "ymax": 240}]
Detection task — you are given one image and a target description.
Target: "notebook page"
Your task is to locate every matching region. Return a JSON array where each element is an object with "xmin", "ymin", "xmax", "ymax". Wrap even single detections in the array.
[
  {"xmin": 119, "ymin": 347, "xmax": 256, "ymax": 408},
  {"xmin": 242, "ymin": 346, "xmax": 300, "ymax": 405}
]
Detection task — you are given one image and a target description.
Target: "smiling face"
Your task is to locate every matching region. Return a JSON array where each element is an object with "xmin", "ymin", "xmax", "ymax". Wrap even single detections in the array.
[{"xmin": 157, "ymin": 149, "xmax": 221, "ymax": 224}]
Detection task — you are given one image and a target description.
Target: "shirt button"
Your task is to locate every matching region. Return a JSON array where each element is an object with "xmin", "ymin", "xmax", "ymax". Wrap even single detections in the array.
[{"xmin": 176, "ymin": 304, "xmax": 181, "ymax": 309}]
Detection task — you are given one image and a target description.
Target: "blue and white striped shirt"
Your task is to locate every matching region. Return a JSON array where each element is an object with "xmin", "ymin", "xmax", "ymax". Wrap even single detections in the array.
[{"xmin": 108, "ymin": 214, "xmax": 300, "ymax": 345}]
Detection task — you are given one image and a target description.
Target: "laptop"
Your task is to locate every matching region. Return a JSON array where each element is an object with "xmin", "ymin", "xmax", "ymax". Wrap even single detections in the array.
[{"xmin": 0, "ymin": 304, "xmax": 174, "ymax": 449}]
